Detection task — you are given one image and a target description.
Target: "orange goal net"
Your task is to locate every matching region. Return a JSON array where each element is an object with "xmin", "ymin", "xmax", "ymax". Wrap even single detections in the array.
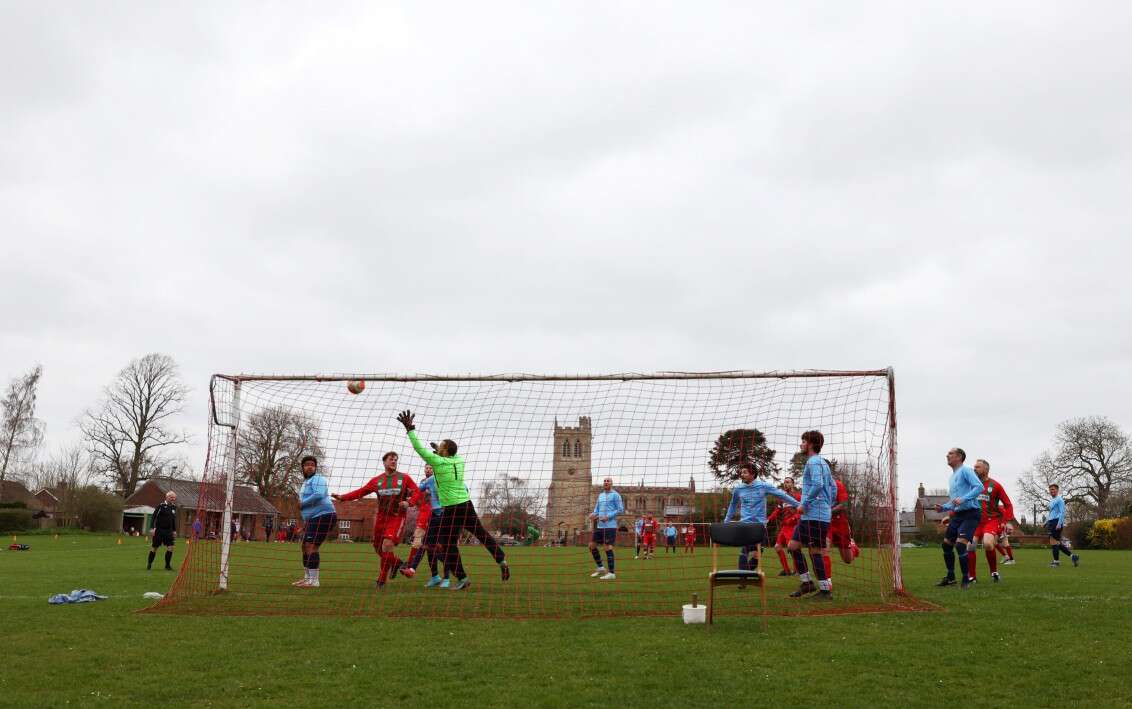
[{"xmin": 147, "ymin": 370, "xmax": 930, "ymax": 619}]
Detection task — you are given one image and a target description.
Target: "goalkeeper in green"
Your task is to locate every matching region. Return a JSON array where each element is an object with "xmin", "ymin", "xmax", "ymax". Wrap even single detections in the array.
[{"xmin": 397, "ymin": 410, "xmax": 510, "ymax": 590}]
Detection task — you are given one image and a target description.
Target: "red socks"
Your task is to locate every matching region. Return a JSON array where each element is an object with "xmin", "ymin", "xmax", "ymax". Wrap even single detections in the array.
[
  {"xmin": 378, "ymin": 551, "xmax": 396, "ymax": 582},
  {"xmin": 823, "ymin": 554, "xmax": 832, "ymax": 581},
  {"xmin": 776, "ymin": 549, "xmax": 791, "ymax": 573},
  {"xmin": 967, "ymin": 550, "xmax": 977, "ymax": 580},
  {"xmin": 985, "ymin": 548, "xmax": 998, "ymax": 573}
]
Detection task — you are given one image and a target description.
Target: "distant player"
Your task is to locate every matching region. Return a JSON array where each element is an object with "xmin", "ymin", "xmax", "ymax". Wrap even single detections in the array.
[
  {"xmin": 294, "ymin": 455, "xmax": 337, "ymax": 588},
  {"xmin": 767, "ymin": 477, "xmax": 801, "ymax": 576},
  {"xmin": 406, "ymin": 465, "xmax": 448, "ymax": 587},
  {"xmin": 1046, "ymin": 484, "xmax": 1079, "ymax": 568},
  {"xmin": 334, "ymin": 451, "xmax": 421, "ymax": 588},
  {"xmin": 147, "ymin": 491, "xmax": 177, "ymax": 571},
  {"xmin": 997, "ymin": 529, "xmax": 1016, "ymax": 565},
  {"xmin": 641, "ymin": 515, "xmax": 659, "ymax": 559},
  {"xmin": 588, "ymin": 477, "xmax": 624, "ymax": 580},
  {"xmin": 723, "ymin": 463, "xmax": 799, "ymax": 580},
  {"xmin": 935, "ymin": 447, "xmax": 983, "ymax": 589},
  {"xmin": 966, "ymin": 459, "xmax": 1015, "ymax": 584},
  {"xmin": 664, "ymin": 523, "xmax": 677, "ymax": 553},
  {"xmin": 787, "ymin": 431, "xmax": 837, "ymax": 600},
  {"xmin": 683, "ymin": 524, "xmax": 696, "ymax": 553},
  {"xmin": 634, "ymin": 516, "xmax": 645, "ymax": 559},
  {"xmin": 398, "ymin": 410, "xmax": 510, "ymax": 590}
]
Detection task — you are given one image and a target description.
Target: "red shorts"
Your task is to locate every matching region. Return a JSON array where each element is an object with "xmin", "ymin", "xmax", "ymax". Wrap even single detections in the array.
[
  {"xmin": 776, "ymin": 524, "xmax": 797, "ymax": 547},
  {"xmin": 976, "ymin": 518, "xmax": 1004, "ymax": 538},
  {"xmin": 827, "ymin": 516, "xmax": 852, "ymax": 549},
  {"xmin": 372, "ymin": 515, "xmax": 405, "ymax": 546},
  {"xmin": 642, "ymin": 533, "xmax": 656, "ymax": 545}
]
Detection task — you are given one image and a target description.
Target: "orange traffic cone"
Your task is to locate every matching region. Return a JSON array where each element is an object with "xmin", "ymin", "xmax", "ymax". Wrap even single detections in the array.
[{"xmin": 117, "ymin": 537, "xmax": 122, "ymax": 545}]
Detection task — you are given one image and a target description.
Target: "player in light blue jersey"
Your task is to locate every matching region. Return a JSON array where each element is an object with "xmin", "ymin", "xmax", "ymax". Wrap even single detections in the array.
[
  {"xmin": 724, "ymin": 463, "xmax": 798, "ymax": 576},
  {"xmin": 1046, "ymin": 484, "xmax": 1079, "ymax": 568},
  {"xmin": 634, "ymin": 516, "xmax": 645, "ymax": 559},
  {"xmin": 787, "ymin": 431, "xmax": 838, "ymax": 600},
  {"xmin": 588, "ymin": 478, "xmax": 624, "ymax": 580},
  {"xmin": 294, "ymin": 455, "xmax": 337, "ymax": 588},
  {"xmin": 935, "ymin": 447, "xmax": 983, "ymax": 589}
]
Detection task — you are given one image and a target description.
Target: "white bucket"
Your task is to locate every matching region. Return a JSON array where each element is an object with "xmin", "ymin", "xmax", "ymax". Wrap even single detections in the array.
[{"xmin": 682, "ymin": 603, "xmax": 706, "ymax": 624}]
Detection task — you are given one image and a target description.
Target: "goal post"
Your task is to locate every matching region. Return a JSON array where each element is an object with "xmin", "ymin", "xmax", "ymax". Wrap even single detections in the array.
[{"xmin": 150, "ymin": 369, "xmax": 929, "ymax": 619}]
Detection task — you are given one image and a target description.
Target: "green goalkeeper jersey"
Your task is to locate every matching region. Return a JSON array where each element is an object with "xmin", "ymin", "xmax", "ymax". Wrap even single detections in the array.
[{"xmin": 407, "ymin": 430, "xmax": 471, "ymax": 507}]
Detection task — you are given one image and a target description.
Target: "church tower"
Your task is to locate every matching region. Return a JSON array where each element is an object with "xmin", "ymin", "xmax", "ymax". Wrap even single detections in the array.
[{"xmin": 545, "ymin": 417, "xmax": 593, "ymax": 541}]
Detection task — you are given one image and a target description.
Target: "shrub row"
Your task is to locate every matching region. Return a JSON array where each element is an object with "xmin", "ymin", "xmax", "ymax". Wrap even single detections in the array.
[{"xmin": 0, "ymin": 508, "xmax": 34, "ymax": 532}]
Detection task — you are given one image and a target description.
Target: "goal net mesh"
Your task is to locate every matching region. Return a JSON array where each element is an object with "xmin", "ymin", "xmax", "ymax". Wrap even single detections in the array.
[{"xmin": 148, "ymin": 370, "xmax": 931, "ymax": 619}]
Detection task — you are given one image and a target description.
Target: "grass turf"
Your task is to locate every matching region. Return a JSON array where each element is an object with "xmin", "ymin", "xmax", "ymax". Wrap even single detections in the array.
[{"xmin": 1, "ymin": 533, "xmax": 1130, "ymax": 708}]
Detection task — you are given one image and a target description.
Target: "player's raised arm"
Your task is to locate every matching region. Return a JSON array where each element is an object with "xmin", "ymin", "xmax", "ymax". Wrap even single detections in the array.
[
  {"xmin": 334, "ymin": 478, "xmax": 378, "ymax": 502},
  {"xmin": 767, "ymin": 485, "xmax": 799, "ymax": 507},
  {"xmin": 399, "ymin": 410, "xmax": 445, "ymax": 467}
]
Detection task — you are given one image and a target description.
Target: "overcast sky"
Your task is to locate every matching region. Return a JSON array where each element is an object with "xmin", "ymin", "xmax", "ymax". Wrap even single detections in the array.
[{"xmin": 3, "ymin": 2, "xmax": 1131, "ymax": 514}]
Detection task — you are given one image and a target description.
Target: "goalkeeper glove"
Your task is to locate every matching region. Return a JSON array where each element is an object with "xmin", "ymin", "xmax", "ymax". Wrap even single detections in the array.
[{"xmin": 397, "ymin": 410, "xmax": 415, "ymax": 431}]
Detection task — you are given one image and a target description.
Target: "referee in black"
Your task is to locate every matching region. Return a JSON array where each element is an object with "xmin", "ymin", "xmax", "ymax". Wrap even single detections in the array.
[{"xmin": 148, "ymin": 491, "xmax": 178, "ymax": 571}]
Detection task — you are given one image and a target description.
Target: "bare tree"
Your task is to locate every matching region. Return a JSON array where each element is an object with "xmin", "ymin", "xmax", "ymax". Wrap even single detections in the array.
[
  {"xmin": 80, "ymin": 353, "xmax": 190, "ymax": 498},
  {"xmin": 26, "ymin": 444, "xmax": 96, "ymax": 493},
  {"xmin": 0, "ymin": 365, "xmax": 45, "ymax": 502},
  {"xmin": 236, "ymin": 405, "xmax": 322, "ymax": 498},
  {"xmin": 26, "ymin": 444, "xmax": 97, "ymax": 527},
  {"xmin": 479, "ymin": 473, "xmax": 545, "ymax": 536},
  {"xmin": 1019, "ymin": 416, "xmax": 1132, "ymax": 520},
  {"xmin": 835, "ymin": 459, "xmax": 888, "ymax": 544}
]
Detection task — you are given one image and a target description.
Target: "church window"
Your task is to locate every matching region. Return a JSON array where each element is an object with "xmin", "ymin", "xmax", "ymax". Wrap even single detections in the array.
[
  {"xmin": 562, "ymin": 440, "xmax": 570, "ymax": 458},
  {"xmin": 574, "ymin": 440, "xmax": 582, "ymax": 458}
]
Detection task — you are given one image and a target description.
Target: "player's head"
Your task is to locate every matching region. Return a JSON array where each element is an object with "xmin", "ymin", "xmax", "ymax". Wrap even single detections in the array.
[
  {"xmin": 433, "ymin": 439, "xmax": 458, "ymax": 457},
  {"xmin": 974, "ymin": 459, "xmax": 990, "ymax": 479},
  {"xmin": 165, "ymin": 491, "xmax": 176, "ymax": 504},
  {"xmin": 801, "ymin": 430, "xmax": 824, "ymax": 455},
  {"xmin": 782, "ymin": 476, "xmax": 795, "ymax": 492},
  {"xmin": 424, "ymin": 464, "xmax": 433, "ymax": 478},
  {"xmin": 738, "ymin": 463, "xmax": 755, "ymax": 483},
  {"xmin": 602, "ymin": 477, "xmax": 612, "ymax": 491},
  {"xmin": 947, "ymin": 448, "xmax": 966, "ymax": 468},
  {"xmin": 301, "ymin": 455, "xmax": 318, "ymax": 478},
  {"xmin": 1049, "ymin": 483, "xmax": 1060, "ymax": 496},
  {"xmin": 382, "ymin": 451, "xmax": 398, "ymax": 471}
]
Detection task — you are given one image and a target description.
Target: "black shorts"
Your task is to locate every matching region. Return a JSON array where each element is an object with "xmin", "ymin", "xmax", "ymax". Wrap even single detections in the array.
[
  {"xmin": 792, "ymin": 520, "xmax": 829, "ymax": 548},
  {"xmin": 945, "ymin": 509, "xmax": 981, "ymax": 543},
  {"xmin": 302, "ymin": 513, "xmax": 338, "ymax": 545},
  {"xmin": 592, "ymin": 528, "xmax": 617, "ymax": 545},
  {"xmin": 1045, "ymin": 520, "xmax": 1063, "ymax": 539},
  {"xmin": 151, "ymin": 529, "xmax": 175, "ymax": 548},
  {"xmin": 423, "ymin": 513, "xmax": 444, "ymax": 545}
]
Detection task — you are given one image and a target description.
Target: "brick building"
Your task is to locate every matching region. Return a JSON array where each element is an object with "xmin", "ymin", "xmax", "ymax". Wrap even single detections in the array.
[{"xmin": 124, "ymin": 477, "xmax": 279, "ymax": 539}]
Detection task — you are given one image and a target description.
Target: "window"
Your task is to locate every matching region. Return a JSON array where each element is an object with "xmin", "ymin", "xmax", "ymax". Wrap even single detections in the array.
[
  {"xmin": 562, "ymin": 440, "xmax": 570, "ymax": 458},
  {"xmin": 574, "ymin": 440, "xmax": 582, "ymax": 458},
  {"xmin": 338, "ymin": 533, "xmax": 351, "ymax": 541},
  {"xmin": 636, "ymin": 497, "xmax": 646, "ymax": 511},
  {"xmin": 339, "ymin": 520, "xmax": 351, "ymax": 530}
]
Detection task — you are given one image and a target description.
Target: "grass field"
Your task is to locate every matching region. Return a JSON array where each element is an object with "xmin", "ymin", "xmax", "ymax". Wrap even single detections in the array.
[{"xmin": 2, "ymin": 533, "xmax": 1131, "ymax": 708}]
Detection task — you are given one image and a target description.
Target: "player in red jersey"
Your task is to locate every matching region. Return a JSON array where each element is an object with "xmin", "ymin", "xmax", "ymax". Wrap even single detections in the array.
[
  {"xmin": 967, "ymin": 459, "xmax": 1015, "ymax": 584},
  {"xmin": 683, "ymin": 524, "xmax": 696, "ymax": 553},
  {"xmin": 641, "ymin": 514, "xmax": 659, "ymax": 559},
  {"xmin": 824, "ymin": 475, "xmax": 859, "ymax": 585},
  {"xmin": 768, "ymin": 477, "xmax": 802, "ymax": 576},
  {"xmin": 333, "ymin": 451, "xmax": 421, "ymax": 588}
]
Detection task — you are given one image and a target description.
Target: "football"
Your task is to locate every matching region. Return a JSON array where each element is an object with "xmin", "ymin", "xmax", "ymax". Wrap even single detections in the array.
[{"xmin": 346, "ymin": 380, "xmax": 365, "ymax": 395}]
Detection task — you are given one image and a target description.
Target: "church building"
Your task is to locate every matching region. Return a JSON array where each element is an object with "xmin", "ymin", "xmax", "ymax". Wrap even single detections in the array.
[{"xmin": 544, "ymin": 417, "xmax": 698, "ymax": 544}]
